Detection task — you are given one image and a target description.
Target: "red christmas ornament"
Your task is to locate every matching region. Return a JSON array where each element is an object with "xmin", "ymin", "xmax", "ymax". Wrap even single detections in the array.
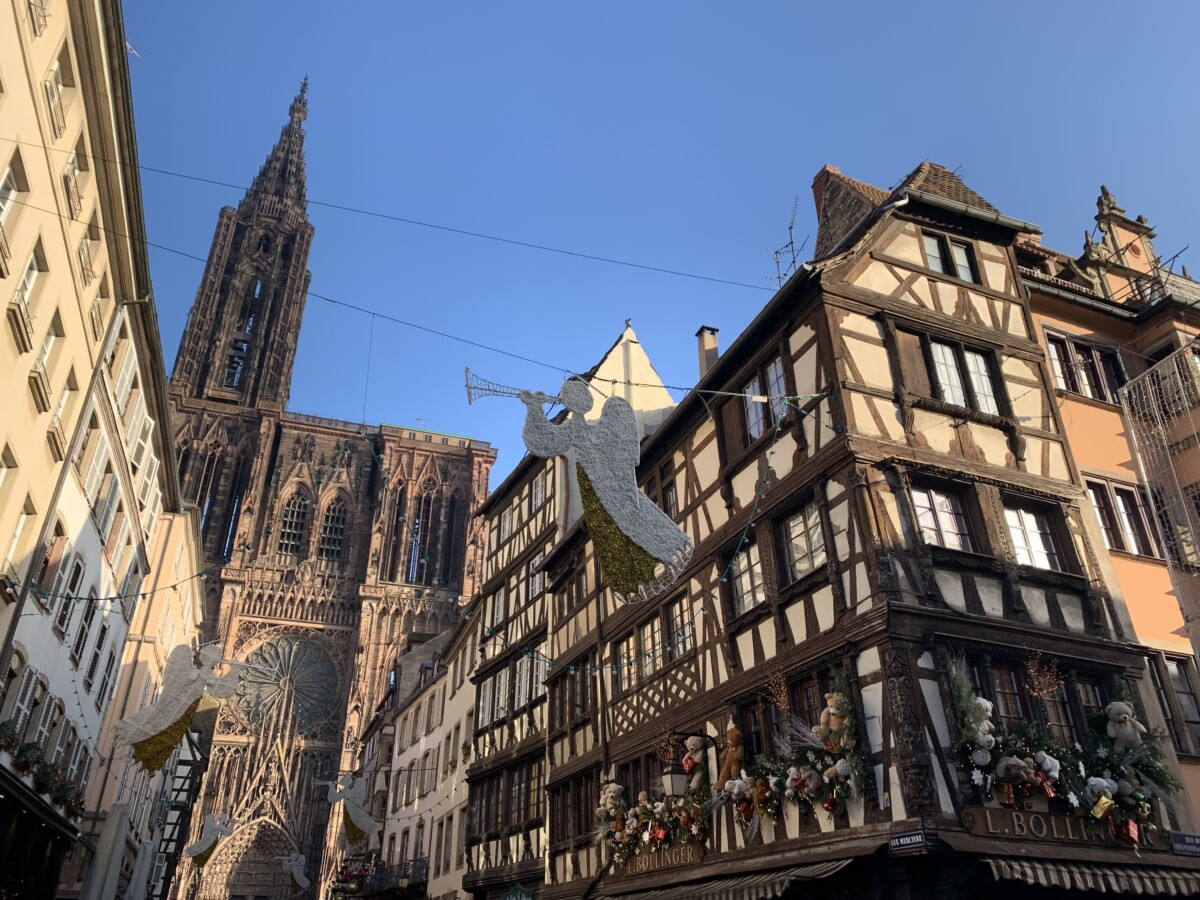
[
  {"xmin": 1036, "ymin": 771, "xmax": 1056, "ymax": 799},
  {"xmin": 736, "ymin": 799, "xmax": 753, "ymax": 820},
  {"xmin": 654, "ymin": 828, "xmax": 667, "ymax": 841},
  {"xmin": 682, "ymin": 756, "xmax": 696, "ymax": 775},
  {"xmin": 822, "ymin": 797, "xmax": 836, "ymax": 812}
]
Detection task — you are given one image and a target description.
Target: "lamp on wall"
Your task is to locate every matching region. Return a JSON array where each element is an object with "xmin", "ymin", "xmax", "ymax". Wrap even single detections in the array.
[{"xmin": 661, "ymin": 759, "xmax": 688, "ymax": 799}]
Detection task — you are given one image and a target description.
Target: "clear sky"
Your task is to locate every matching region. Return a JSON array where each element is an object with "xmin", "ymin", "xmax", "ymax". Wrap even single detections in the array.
[{"xmin": 122, "ymin": 0, "xmax": 1200, "ymax": 485}]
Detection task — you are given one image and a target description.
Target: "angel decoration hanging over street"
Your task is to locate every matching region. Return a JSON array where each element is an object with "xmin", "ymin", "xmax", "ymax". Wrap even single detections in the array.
[
  {"xmin": 183, "ymin": 812, "xmax": 237, "ymax": 867},
  {"xmin": 520, "ymin": 378, "xmax": 693, "ymax": 603},
  {"xmin": 115, "ymin": 644, "xmax": 240, "ymax": 771},
  {"xmin": 317, "ymin": 774, "xmax": 379, "ymax": 848}
]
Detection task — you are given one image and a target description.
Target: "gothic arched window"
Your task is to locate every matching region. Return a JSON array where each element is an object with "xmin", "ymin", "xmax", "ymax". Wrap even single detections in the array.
[
  {"xmin": 277, "ymin": 492, "xmax": 310, "ymax": 557},
  {"xmin": 318, "ymin": 499, "xmax": 348, "ymax": 561},
  {"xmin": 385, "ymin": 488, "xmax": 408, "ymax": 582},
  {"xmin": 439, "ymin": 495, "xmax": 464, "ymax": 588},
  {"xmin": 407, "ymin": 490, "xmax": 441, "ymax": 586}
]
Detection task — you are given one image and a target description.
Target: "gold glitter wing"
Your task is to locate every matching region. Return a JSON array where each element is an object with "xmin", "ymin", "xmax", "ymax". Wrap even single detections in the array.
[{"xmin": 130, "ymin": 698, "xmax": 202, "ymax": 772}]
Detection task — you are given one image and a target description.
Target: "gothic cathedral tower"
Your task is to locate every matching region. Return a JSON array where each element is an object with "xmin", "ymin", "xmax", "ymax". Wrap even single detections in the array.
[{"xmin": 169, "ymin": 84, "xmax": 495, "ymax": 899}]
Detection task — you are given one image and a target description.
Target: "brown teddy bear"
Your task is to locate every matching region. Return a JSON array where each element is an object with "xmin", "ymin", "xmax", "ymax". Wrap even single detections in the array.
[
  {"xmin": 818, "ymin": 692, "xmax": 856, "ymax": 751},
  {"xmin": 716, "ymin": 725, "xmax": 744, "ymax": 788}
]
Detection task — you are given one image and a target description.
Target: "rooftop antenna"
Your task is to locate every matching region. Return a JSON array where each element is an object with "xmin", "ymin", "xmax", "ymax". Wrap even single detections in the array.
[{"xmin": 770, "ymin": 197, "xmax": 808, "ymax": 286}]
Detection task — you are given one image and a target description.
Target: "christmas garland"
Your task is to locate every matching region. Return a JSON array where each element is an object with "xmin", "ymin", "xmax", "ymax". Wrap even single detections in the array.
[
  {"xmin": 948, "ymin": 657, "xmax": 1182, "ymax": 850},
  {"xmin": 595, "ymin": 784, "xmax": 708, "ymax": 864}
]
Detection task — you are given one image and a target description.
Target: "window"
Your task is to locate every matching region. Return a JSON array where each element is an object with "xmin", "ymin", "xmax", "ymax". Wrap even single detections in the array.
[
  {"xmin": 499, "ymin": 508, "xmax": 512, "ymax": 543},
  {"xmin": 1086, "ymin": 478, "xmax": 1158, "ymax": 557},
  {"xmin": 729, "ymin": 541, "xmax": 765, "ymax": 617},
  {"xmin": 317, "ymin": 500, "xmax": 347, "ymax": 561},
  {"xmin": 1155, "ymin": 658, "xmax": 1200, "ymax": 753},
  {"xmin": 276, "ymin": 493, "xmax": 309, "ymax": 556},
  {"xmin": 442, "ymin": 814, "xmax": 454, "ymax": 873},
  {"xmin": 737, "ymin": 355, "xmax": 789, "ymax": 444},
  {"xmin": 492, "ymin": 586, "xmax": 506, "ymax": 626},
  {"xmin": 989, "ymin": 661, "xmax": 1030, "ymax": 730},
  {"xmin": 551, "ymin": 654, "xmax": 594, "ymax": 730},
  {"xmin": 739, "ymin": 698, "xmax": 780, "ymax": 763},
  {"xmin": 922, "ymin": 233, "xmax": 978, "ymax": 283},
  {"xmin": 911, "ymin": 486, "xmax": 975, "ymax": 551},
  {"xmin": 28, "ymin": 0, "xmax": 50, "ymax": 38},
  {"xmin": 780, "ymin": 500, "xmax": 826, "ymax": 582},
  {"xmin": 71, "ymin": 593, "xmax": 97, "ymax": 662},
  {"xmin": 528, "ymin": 554, "xmax": 544, "ymax": 600},
  {"xmin": 640, "ymin": 615, "xmax": 662, "ymax": 681},
  {"xmin": 494, "ymin": 667, "xmax": 510, "ymax": 721},
  {"xmin": 477, "ymin": 676, "xmax": 493, "ymax": 728},
  {"xmin": 660, "ymin": 465, "xmax": 678, "ymax": 519},
  {"xmin": 614, "ymin": 633, "xmax": 636, "ymax": 693},
  {"xmin": 1004, "ymin": 503, "xmax": 1064, "ymax": 570},
  {"xmin": 617, "ymin": 753, "xmax": 661, "ymax": 808},
  {"xmin": 930, "ymin": 340, "xmax": 999, "ymax": 414},
  {"xmin": 662, "ymin": 595, "xmax": 695, "ymax": 661},
  {"xmin": 62, "ymin": 154, "xmax": 82, "ymax": 219},
  {"xmin": 1045, "ymin": 333, "xmax": 1126, "ymax": 404},
  {"xmin": 790, "ymin": 671, "xmax": 830, "ymax": 729},
  {"xmin": 1041, "ymin": 684, "xmax": 1078, "ymax": 745},
  {"xmin": 0, "ymin": 158, "xmax": 23, "ymax": 225},
  {"xmin": 514, "ymin": 654, "xmax": 530, "ymax": 712},
  {"xmin": 44, "ymin": 62, "xmax": 67, "ymax": 138},
  {"xmin": 550, "ymin": 770, "xmax": 598, "ymax": 844},
  {"xmin": 55, "ymin": 560, "xmax": 84, "ymax": 632},
  {"xmin": 84, "ymin": 623, "xmax": 108, "ymax": 688},
  {"xmin": 531, "ymin": 471, "xmax": 546, "ymax": 510},
  {"xmin": 561, "ymin": 554, "xmax": 589, "ymax": 615},
  {"xmin": 5, "ymin": 494, "xmax": 36, "ymax": 577}
]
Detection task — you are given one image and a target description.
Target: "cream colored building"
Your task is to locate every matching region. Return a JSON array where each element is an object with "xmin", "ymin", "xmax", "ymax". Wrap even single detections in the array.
[{"xmin": 0, "ymin": 0, "xmax": 199, "ymax": 896}]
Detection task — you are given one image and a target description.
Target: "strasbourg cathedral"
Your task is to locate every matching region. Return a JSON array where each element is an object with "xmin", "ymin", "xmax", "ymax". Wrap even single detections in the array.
[{"xmin": 167, "ymin": 82, "xmax": 495, "ymax": 897}]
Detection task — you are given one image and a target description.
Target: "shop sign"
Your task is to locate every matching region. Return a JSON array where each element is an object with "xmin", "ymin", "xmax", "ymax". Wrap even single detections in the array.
[
  {"xmin": 963, "ymin": 806, "xmax": 1161, "ymax": 850},
  {"xmin": 623, "ymin": 843, "xmax": 703, "ymax": 876}
]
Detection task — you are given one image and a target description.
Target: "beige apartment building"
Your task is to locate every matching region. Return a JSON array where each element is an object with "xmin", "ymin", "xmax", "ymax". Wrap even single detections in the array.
[{"xmin": 0, "ymin": 0, "xmax": 200, "ymax": 898}]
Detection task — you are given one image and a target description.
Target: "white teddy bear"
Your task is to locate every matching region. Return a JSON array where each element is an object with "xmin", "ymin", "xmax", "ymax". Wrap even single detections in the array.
[
  {"xmin": 725, "ymin": 777, "xmax": 749, "ymax": 799},
  {"xmin": 1034, "ymin": 750, "xmax": 1060, "ymax": 783}
]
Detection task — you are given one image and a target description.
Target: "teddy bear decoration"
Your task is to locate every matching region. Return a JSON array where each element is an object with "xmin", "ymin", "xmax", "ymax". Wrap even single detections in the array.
[
  {"xmin": 682, "ymin": 735, "xmax": 706, "ymax": 791},
  {"xmin": 1104, "ymin": 700, "xmax": 1147, "ymax": 754}
]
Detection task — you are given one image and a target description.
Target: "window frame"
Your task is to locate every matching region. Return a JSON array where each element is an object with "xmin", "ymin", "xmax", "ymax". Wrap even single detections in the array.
[
  {"xmin": 1044, "ymin": 330, "xmax": 1127, "ymax": 405},
  {"xmin": 921, "ymin": 231, "xmax": 980, "ymax": 284},
  {"xmin": 910, "ymin": 484, "xmax": 977, "ymax": 553},
  {"xmin": 727, "ymin": 538, "xmax": 765, "ymax": 618},
  {"xmin": 1003, "ymin": 499, "xmax": 1068, "ymax": 572},
  {"xmin": 725, "ymin": 350, "xmax": 792, "ymax": 452},
  {"xmin": 924, "ymin": 337, "xmax": 1004, "ymax": 415},
  {"xmin": 778, "ymin": 498, "xmax": 827, "ymax": 585},
  {"xmin": 1085, "ymin": 476, "xmax": 1160, "ymax": 558}
]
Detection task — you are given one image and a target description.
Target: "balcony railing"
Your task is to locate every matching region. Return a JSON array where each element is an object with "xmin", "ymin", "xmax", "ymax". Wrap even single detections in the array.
[
  {"xmin": 76, "ymin": 239, "xmax": 95, "ymax": 285},
  {"xmin": 28, "ymin": 0, "xmax": 49, "ymax": 36},
  {"xmin": 0, "ymin": 220, "xmax": 10, "ymax": 278},
  {"xmin": 63, "ymin": 168, "xmax": 82, "ymax": 219},
  {"xmin": 7, "ymin": 290, "xmax": 34, "ymax": 353},
  {"xmin": 29, "ymin": 358, "xmax": 52, "ymax": 412},
  {"xmin": 44, "ymin": 81, "xmax": 66, "ymax": 139}
]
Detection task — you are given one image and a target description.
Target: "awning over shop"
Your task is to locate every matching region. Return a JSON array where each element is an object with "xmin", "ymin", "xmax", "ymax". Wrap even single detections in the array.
[
  {"xmin": 984, "ymin": 857, "xmax": 1200, "ymax": 895},
  {"xmin": 599, "ymin": 859, "xmax": 852, "ymax": 900}
]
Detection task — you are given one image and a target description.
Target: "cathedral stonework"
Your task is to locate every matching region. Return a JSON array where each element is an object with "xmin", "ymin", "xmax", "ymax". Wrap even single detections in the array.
[{"xmin": 168, "ymin": 83, "xmax": 495, "ymax": 898}]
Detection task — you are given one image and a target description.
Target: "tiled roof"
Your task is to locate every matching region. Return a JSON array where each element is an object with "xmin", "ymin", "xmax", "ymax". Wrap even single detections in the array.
[
  {"xmin": 838, "ymin": 172, "xmax": 890, "ymax": 207},
  {"xmin": 901, "ymin": 161, "xmax": 998, "ymax": 212}
]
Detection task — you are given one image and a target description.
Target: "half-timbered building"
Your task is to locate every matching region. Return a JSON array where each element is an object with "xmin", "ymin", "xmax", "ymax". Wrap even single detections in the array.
[
  {"xmin": 463, "ymin": 325, "xmax": 674, "ymax": 900},
  {"xmin": 537, "ymin": 163, "xmax": 1200, "ymax": 900}
]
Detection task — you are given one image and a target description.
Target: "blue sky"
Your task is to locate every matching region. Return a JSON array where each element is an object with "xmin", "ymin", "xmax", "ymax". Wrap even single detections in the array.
[{"xmin": 123, "ymin": 1, "xmax": 1200, "ymax": 485}]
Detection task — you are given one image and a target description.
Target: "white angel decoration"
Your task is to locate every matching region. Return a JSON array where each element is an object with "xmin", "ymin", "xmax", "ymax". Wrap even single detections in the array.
[
  {"xmin": 277, "ymin": 852, "xmax": 310, "ymax": 893},
  {"xmin": 318, "ymin": 774, "xmax": 379, "ymax": 848},
  {"xmin": 519, "ymin": 378, "xmax": 693, "ymax": 602},
  {"xmin": 116, "ymin": 644, "xmax": 240, "ymax": 771},
  {"xmin": 184, "ymin": 812, "xmax": 236, "ymax": 867}
]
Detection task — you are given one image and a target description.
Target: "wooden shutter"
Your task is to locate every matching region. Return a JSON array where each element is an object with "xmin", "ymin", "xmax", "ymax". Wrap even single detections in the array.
[
  {"xmin": 31, "ymin": 694, "xmax": 56, "ymax": 746},
  {"xmin": 83, "ymin": 432, "xmax": 110, "ymax": 505},
  {"xmin": 895, "ymin": 329, "xmax": 932, "ymax": 397},
  {"xmin": 130, "ymin": 414, "xmax": 154, "ymax": 472},
  {"xmin": 11, "ymin": 667, "xmax": 39, "ymax": 735},
  {"xmin": 720, "ymin": 399, "xmax": 745, "ymax": 458},
  {"xmin": 113, "ymin": 348, "xmax": 137, "ymax": 411}
]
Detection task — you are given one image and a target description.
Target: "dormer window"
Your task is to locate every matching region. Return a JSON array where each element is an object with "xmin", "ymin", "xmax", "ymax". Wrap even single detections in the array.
[{"xmin": 922, "ymin": 233, "xmax": 979, "ymax": 284}]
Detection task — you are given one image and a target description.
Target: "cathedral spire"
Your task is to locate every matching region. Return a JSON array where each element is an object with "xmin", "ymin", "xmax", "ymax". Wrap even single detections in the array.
[{"xmin": 242, "ymin": 79, "xmax": 309, "ymax": 210}]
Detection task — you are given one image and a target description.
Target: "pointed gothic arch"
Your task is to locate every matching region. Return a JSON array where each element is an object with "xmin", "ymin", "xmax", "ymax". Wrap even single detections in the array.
[
  {"xmin": 276, "ymin": 488, "xmax": 312, "ymax": 559},
  {"xmin": 317, "ymin": 493, "xmax": 350, "ymax": 562}
]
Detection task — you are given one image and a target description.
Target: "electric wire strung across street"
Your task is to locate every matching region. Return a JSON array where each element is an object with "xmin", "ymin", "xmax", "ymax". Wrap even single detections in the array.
[
  {"xmin": 8, "ymin": 191, "xmax": 797, "ymax": 392},
  {"xmin": 0, "ymin": 136, "xmax": 774, "ymax": 293}
]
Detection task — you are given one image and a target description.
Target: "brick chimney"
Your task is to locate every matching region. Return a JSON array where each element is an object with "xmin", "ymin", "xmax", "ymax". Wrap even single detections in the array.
[
  {"xmin": 696, "ymin": 326, "xmax": 719, "ymax": 378},
  {"xmin": 811, "ymin": 164, "xmax": 841, "ymax": 224}
]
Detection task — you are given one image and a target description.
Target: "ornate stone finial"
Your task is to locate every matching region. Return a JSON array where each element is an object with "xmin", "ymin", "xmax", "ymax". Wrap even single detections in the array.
[
  {"xmin": 290, "ymin": 77, "xmax": 309, "ymax": 124},
  {"xmin": 1097, "ymin": 184, "xmax": 1125, "ymax": 217}
]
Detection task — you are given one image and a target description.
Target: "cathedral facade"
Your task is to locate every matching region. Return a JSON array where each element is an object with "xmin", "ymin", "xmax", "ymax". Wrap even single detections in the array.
[{"xmin": 168, "ymin": 83, "xmax": 495, "ymax": 898}]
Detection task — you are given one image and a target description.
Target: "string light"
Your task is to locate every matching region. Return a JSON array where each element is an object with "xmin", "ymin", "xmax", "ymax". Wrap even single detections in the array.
[{"xmin": 1027, "ymin": 651, "xmax": 1065, "ymax": 699}]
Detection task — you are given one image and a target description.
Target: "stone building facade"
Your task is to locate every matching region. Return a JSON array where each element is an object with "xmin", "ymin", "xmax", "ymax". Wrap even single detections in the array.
[{"xmin": 166, "ymin": 85, "xmax": 495, "ymax": 899}]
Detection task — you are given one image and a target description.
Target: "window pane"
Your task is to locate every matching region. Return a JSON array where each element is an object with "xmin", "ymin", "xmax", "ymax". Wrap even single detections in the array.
[
  {"xmin": 765, "ymin": 357, "xmax": 788, "ymax": 423},
  {"xmin": 1168, "ymin": 661, "xmax": 1200, "ymax": 747},
  {"xmin": 912, "ymin": 487, "xmax": 973, "ymax": 551},
  {"xmin": 1007, "ymin": 506, "xmax": 1061, "ymax": 570},
  {"xmin": 731, "ymin": 542, "xmax": 764, "ymax": 616},
  {"xmin": 1100, "ymin": 351, "xmax": 1125, "ymax": 401},
  {"xmin": 911, "ymin": 487, "xmax": 942, "ymax": 545},
  {"xmin": 930, "ymin": 342, "xmax": 967, "ymax": 407},
  {"xmin": 964, "ymin": 350, "xmax": 999, "ymax": 414},
  {"xmin": 1047, "ymin": 337, "xmax": 1075, "ymax": 392},
  {"xmin": 1113, "ymin": 489, "xmax": 1154, "ymax": 556},
  {"xmin": 664, "ymin": 596, "xmax": 694, "ymax": 659},
  {"xmin": 1087, "ymin": 483, "xmax": 1121, "ymax": 551},
  {"xmin": 640, "ymin": 617, "xmax": 662, "ymax": 681},
  {"xmin": 743, "ymin": 376, "xmax": 766, "ymax": 441},
  {"xmin": 1042, "ymin": 684, "xmax": 1077, "ymax": 745},
  {"xmin": 1074, "ymin": 343, "xmax": 1103, "ymax": 400},
  {"xmin": 616, "ymin": 635, "xmax": 636, "ymax": 692},
  {"xmin": 782, "ymin": 501, "xmax": 826, "ymax": 582},
  {"xmin": 950, "ymin": 242, "xmax": 976, "ymax": 282},
  {"xmin": 992, "ymin": 664, "xmax": 1029, "ymax": 727},
  {"xmin": 923, "ymin": 235, "xmax": 948, "ymax": 274}
]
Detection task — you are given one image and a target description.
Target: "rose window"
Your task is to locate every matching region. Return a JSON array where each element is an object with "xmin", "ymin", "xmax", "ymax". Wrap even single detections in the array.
[{"xmin": 236, "ymin": 637, "xmax": 339, "ymax": 734}]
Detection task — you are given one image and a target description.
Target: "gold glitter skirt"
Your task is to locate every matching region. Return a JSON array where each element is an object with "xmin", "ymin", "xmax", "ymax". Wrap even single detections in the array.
[
  {"xmin": 131, "ymin": 698, "xmax": 202, "ymax": 772},
  {"xmin": 290, "ymin": 874, "xmax": 303, "ymax": 894},
  {"xmin": 577, "ymin": 464, "xmax": 658, "ymax": 596},
  {"xmin": 191, "ymin": 839, "xmax": 218, "ymax": 868},
  {"xmin": 343, "ymin": 807, "xmax": 367, "ymax": 847}
]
